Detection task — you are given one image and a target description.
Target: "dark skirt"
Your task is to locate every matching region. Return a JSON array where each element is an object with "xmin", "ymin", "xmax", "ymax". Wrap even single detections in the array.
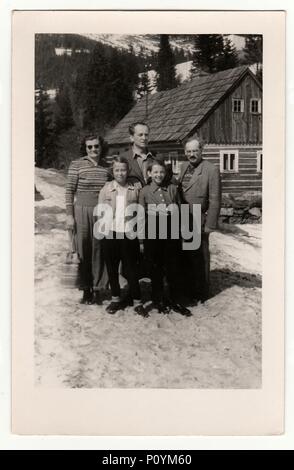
[{"xmin": 74, "ymin": 204, "xmax": 108, "ymax": 291}]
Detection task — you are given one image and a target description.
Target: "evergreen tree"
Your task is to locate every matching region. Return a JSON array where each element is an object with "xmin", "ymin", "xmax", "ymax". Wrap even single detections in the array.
[
  {"xmin": 156, "ymin": 35, "xmax": 177, "ymax": 91},
  {"xmin": 35, "ymin": 88, "xmax": 57, "ymax": 168},
  {"xmin": 35, "ymin": 34, "xmax": 57, "ymax": 89},
  {"xmin": 243, "ymin": 35, "xmax": 262, "ymax": 84},
  {"xmin": 83, "ymin": 43, "xmax": 110, "ymax": 132},
  {"xmin": 73, "ymin": 57, "xmax": 91, "ymax": 129},
  {"xmin": 186, "ymin": 49, "xmax": 194, "ymax": 62},
  {"xmin": 149, "ymin": 51, "xmax": 157, "ymax": 70},
  {"xmin": 192, "ymin": 35, "xmax": 224, "ymax": 74},
  {"xmin": 192, "ymin": 35, "xmax": 240, "ymax": 75},
  {"xmin": 255, "ymin": 66, "xmax": 263, "ymax": 85},
  {"xmin": 174, "ymin": 46, "xmax": 186, "ymax": 65},
  {"xmin": 217, "ymin": 37, "xmax": 239, "ymax": 71},
  {"xmin": 243, "ymin": 35, "xmax": 262, "ymax": 66},
  {"xmin": 105, "ymin": 49, "xmax": 135, "ymax": 127},
  {"xmin": 120, "ymin": 50, "xmax": 140, "ymax": 109},
  {"xmin": 55, "ymin": 81, "xmax": 74, "ymax": 133},
  {"xmin": 136, "ymin": 68, "xmax": 154, "ymax": 100},
  {"xmin": 128, "ymin": 44, "xmax": 135, "ymax": 55},
  {"xmin": 81, "ymin": 44, "xmax": 139, "ymax": 132}
]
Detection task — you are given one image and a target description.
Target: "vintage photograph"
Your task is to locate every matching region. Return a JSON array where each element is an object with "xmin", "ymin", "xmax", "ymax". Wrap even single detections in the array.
[{"xmin": 34, "ymin": 32, "xmax": 263, "ymax": 389}]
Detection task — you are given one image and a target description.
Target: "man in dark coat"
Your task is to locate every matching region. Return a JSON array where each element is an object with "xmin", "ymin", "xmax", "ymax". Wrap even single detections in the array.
[
  {"xmin": 118, "ymin": 122, "xmax": 156, "ymax": 187},
  {"xmin": 177, "ymin": 136, "xmax": 221, "ymax": 302}
]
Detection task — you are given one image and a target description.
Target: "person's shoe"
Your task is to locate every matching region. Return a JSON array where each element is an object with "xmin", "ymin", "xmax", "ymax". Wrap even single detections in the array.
[
  {"xmin": 134, "ymin": 304, "xmax": 149, "ymax": 318},
  {"xmin": 119, "ymin": 295, "xmax": 134, "ymax": 309},
  {"xmin": 92, "ymin": 291, "xmax": 101, "ymax": 305},
  {"xmin": 106, "ymin": 301, "xmax": 122, "ymax": 314},
  {"xmin": 80, "ymin": 289, "xmax": 93, "ymax": 305},
  {"xmin": 171, "ymin": 303, "xmax": 192, "ymax": 317},
  {"xmin": 199, "ymin": 294, "xmax": 209, "ymax": 303},
  {"xmin": 153, "ymin": 301, "xmax": 170, "ymax": 314},
  {"xmin": 190, "ymin": 291, "xmax": 209, "ymax": 304}
]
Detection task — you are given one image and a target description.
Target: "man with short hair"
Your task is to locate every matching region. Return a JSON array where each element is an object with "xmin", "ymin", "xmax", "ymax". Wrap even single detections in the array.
[
  {"xmin": 177, "ymin": 136, "xmax": 221, "ymax": 302},
  {"xmin": 119, "ymin": 121, "xmax": 156, "ymax": 187}
]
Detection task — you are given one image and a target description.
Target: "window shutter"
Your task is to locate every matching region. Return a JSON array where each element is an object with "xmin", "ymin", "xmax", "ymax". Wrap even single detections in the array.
[
  {"xmin": 240, "ymin": 100, "xmax": 245, "ymax": 113},
  {"xmin": 250, "ymin": 99, "xmax": 254, "ymax": 113},
  {"xmin": 257, "ymin": 151, "xmax": 262, "ymax": 172},
  {"xmin": 258, "ymin": 99, "xmax": 262, "ymax": 114},
  {"xmin": 235, "ymin": 150, "xmax": 239, "ymax": 172},
  {"xmin": 220, "ymin": 152, "xmax": 224, "ymax": 173}
]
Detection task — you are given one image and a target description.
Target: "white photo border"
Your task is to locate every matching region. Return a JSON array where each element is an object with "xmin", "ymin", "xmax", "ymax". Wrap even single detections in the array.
[{"xmin": 8, "ymin": 6, "xmax": 287, "ymax": 440}]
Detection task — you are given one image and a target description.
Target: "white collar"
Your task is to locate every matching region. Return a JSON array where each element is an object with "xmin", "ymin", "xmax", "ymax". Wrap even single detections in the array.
[{"xmin": 110, "ymin": 180, "xmax": 134, "ymax": 191}]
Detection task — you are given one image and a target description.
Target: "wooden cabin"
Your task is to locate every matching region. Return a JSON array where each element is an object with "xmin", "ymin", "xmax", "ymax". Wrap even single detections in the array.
[{"xmin": 106, "ymin": 65, "xmax": 262, "ymax": 195}]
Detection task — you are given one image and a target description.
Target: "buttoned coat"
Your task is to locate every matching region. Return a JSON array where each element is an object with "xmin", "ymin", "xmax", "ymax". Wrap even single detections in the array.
[{"xmin": 178, "ymin": 159, "xmax": 221, "ymax": 231}]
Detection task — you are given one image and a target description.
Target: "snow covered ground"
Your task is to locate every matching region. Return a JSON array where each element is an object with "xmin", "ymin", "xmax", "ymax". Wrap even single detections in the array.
[{"xmin": 35, "ymin": 168, "xmax": 262, "ymax": 388}]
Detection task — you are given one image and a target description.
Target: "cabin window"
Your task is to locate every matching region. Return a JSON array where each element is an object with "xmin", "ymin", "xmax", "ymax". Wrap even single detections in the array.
[
  {"xmin": 168, "ymin": 151, "xmax": 178, "ymax": 161},
  {"xmin": 257, "ymin": 151, "xmax": 263, "ymax": 172},
  {"xmin": 165, "ymin": 151, "xmax": 181, "ymax": 175},
  {"xmin": 250, "ymin": 98, "xmax": 261, "ymax": 114},
  {"xmin": 165, "ymin": 152, "xmax": 178, "ymax": 164},
  {"xmin": 220, "ymin": 150, "xmax": 239, "ymax": 173},
  {"xmin": 232, "ymin": 98, "xmax": 244, "ymax": 113}
]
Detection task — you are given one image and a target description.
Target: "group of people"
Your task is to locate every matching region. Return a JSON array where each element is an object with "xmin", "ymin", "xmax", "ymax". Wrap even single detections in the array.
[{"xmin": 65, "ymin": 122, "xmax": 221, "ymax": 318}]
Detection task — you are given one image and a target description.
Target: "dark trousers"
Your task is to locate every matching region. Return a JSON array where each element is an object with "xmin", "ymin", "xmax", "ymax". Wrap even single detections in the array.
[
  {"xmin": 144, "ymin": 238, "xmax": 182, "ymax": 303},
  {"xmin": 181, "ymin": 233, "xmax": 210, "ymax": 301},
  {"xmin": 102, "ymin": 234, "xmax": 141, "ymax": 300}
]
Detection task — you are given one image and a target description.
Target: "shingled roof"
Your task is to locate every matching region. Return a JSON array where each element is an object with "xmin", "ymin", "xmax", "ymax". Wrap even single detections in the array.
[{"xmin": 106, "ymin": 65, "xmax": 259, "ymax": 145}]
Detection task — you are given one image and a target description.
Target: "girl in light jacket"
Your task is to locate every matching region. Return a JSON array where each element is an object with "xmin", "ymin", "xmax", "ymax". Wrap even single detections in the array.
[{"xmin": 96, "ymin": 156, "xmax": 148, "ymax": 317}]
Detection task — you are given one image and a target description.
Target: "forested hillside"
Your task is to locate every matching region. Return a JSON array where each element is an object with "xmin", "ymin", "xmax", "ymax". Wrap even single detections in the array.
[
  {"xmin": 34, "ymin": 34, "xmax": 194, "ymax": 169},
  {"xmin": 35, "ymin": 34, "xmax": 194, "ymax": 90}
]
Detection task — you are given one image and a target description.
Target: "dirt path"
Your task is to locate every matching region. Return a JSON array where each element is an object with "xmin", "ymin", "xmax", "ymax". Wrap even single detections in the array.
[{"xmin": 35, "ymin": 168, "xmax": 261, "ymax": 388}]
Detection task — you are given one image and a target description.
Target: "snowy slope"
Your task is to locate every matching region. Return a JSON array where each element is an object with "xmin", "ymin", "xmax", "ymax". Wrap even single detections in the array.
[
  {"xmin": 83, "ymin": 33, "xmax": 245, "ymax": 57},
  {"xmin": 84, "ymin": 33, "xmax": 194, "ymax": 56}
]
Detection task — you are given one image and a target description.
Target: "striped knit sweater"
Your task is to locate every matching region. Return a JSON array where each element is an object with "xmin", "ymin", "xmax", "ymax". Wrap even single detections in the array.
[{"xmin": 65, "ymin": 157, "xmax": 109, "ymax": 216}]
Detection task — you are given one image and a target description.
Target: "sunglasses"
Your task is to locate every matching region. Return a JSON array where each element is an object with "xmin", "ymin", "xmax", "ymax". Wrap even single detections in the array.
[{"xmin": 87, "ymin": 144, "xmax": 100, "ymax": 149}]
